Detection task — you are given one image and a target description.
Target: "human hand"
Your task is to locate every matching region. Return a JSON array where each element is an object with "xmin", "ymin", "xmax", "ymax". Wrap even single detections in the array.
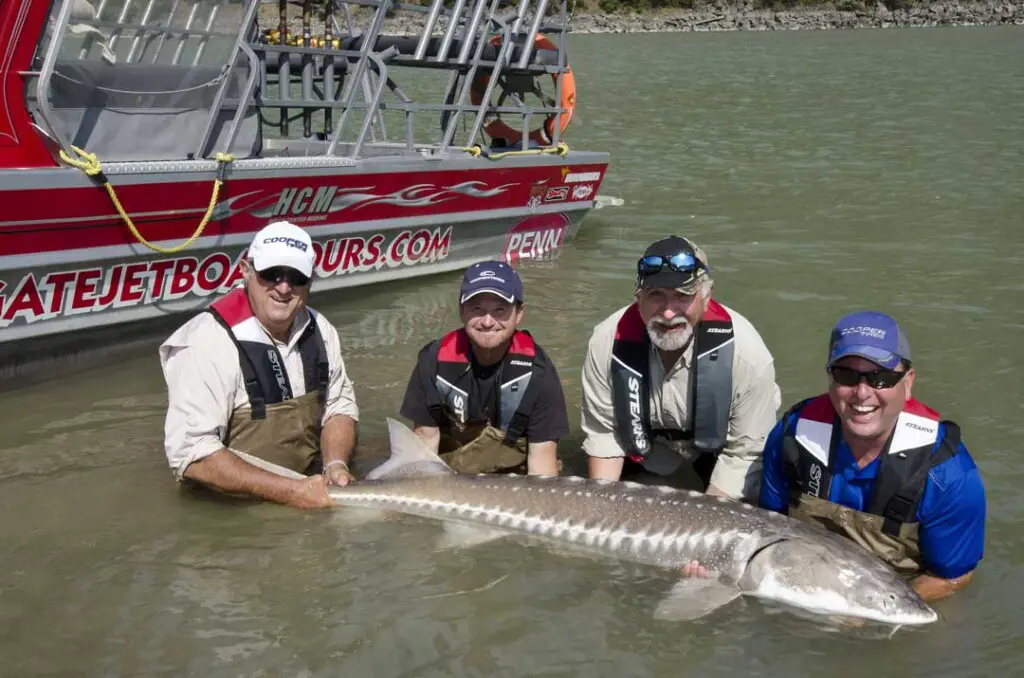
[
  {"xmin": 680, "ymin": 560, "xmax": 710, "ymax": 578},
  {"xmin": 287, "ymin": 474, "xmax": 333, "ymax": 509},
  {"xmin": 324, "ymin": 460, "xmax": 356, "ymax": 487}
]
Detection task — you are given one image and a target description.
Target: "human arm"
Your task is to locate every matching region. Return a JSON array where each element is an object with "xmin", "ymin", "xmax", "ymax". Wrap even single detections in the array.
[
  {"xmin": 413, "ymin": 425, "xmax": 442, "ymax": 454},
  {"xmin": 680, "ymin": 416, "xmax": 791, "ymax": 577},
  {"xmin": 399, "ymin": 343, "xmax": 443, "ymax": 455},
  {"xmin": 579, "ymin": 320, "xmax": 627, "ymax": 481},
  {"xmin": 183, "ymin": 449, "xmax": 333, "ymax": 508},
  {"xmin": 707, "ymin": 347, "xmax": 782, "ymax": 501},
  {"xmin": 911, "ymin": 571, "xmax": 975, "ymax": 603},
  {"xmin": 523, "ymin": 350, "xmax": 570, "ymax": 476},
  {"xmin": 321, "ymin": 414, "xmax": 357, "ymax": 485},
  {"xmin": 527, "ymin": 441, "xmax": 559, "ymax": 476},
  {"xmin": 161, "ymin": 344, "xmax": 330, "ymax": 508},
  {"xmin": 914, "ymin": 439, "xmax": 986, "ymax": 601},
  {"xmin": 757, "ymin": 416, "xmax": 793, "ymax": 514},
  {"xmin": 319, "ymin": 319, "xmax": 360, "ymax": 485}
]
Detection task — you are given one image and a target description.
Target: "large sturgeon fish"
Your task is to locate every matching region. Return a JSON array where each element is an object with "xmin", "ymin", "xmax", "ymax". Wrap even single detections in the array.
[{"xmin": 325, "ymin": 419, "xmax": 938, "ymax": 627}]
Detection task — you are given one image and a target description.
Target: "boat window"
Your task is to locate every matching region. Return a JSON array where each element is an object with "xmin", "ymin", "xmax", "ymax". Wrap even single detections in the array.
[{"xmin": 29, "ymin": 0, "xmax": 258, "ymax": 162}]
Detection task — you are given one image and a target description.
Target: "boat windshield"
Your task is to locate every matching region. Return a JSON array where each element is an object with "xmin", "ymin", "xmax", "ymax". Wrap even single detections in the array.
[{"xmin": 28, "ymin": 0, "xmax": 575, "ymax": 164}]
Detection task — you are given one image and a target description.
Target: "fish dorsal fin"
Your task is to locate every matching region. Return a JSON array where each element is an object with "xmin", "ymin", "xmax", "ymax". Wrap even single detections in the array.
[{"xmin": 365, "ymin": 418, "xmax": 456, "ymax": 481}]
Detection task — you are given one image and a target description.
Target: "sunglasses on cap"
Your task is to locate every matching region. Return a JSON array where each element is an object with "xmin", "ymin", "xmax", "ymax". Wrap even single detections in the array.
[
  {"xmin": 258, "ymin": 266, "xmax": 310, "ymax": 287},
  {"xmin": 638, "ymin": 251, "xmax": 708, "ymax": 281},
  {"xmin": 828, "ymin": 364, "xmax": 908, "ymax": 390}
]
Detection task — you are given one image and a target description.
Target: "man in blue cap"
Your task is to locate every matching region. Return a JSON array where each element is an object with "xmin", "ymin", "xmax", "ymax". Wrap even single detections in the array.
[
  {"xmin": 399, "ymin": 261, "xmax": 569, "ymax": 475},
  {"xmin": 758, "ymin": 310, "xmax": 986, "ymax": 602}
]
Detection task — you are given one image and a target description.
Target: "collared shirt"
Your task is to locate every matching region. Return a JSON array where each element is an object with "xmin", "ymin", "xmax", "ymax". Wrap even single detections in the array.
[
  {"xmin": 759, "ymin": 413, "xmax": 986, "ymax": 579},
  {"xmin": 580, "ymin": 303, "xmax": 781, "ymax": 499},
  {"xmin": 158, "ymin": 303, "xmax": 359, "ymax": 479}
]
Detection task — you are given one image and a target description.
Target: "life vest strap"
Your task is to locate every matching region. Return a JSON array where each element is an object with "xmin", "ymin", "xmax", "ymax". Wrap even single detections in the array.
[{"xmin": 880, "ymin": 420, "xmax": 961, "ymax": 536}]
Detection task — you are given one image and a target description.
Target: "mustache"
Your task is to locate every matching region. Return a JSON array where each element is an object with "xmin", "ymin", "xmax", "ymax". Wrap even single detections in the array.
[{"xmin": 647, "ymin": 317, "xmax": 688, "ymax": 331}]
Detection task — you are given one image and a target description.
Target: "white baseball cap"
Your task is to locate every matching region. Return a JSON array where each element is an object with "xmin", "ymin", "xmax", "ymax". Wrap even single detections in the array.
[{"xmin": 247, "ymin": 221, "xmax": 315, "ymax": 278}]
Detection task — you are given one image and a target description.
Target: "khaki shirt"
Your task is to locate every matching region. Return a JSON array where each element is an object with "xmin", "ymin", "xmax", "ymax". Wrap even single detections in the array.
[
  {"xmin": 580, "ymin": 303, "xmax": 781, "ymax": 499},
  {"xmin": 158, "ymin": 302, "xmax": 359, "ymax": 479}
]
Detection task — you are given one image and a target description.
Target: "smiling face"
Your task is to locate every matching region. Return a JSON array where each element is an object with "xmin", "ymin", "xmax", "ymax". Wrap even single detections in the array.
[
  {"xmin": 636, "ymin": 285, "xmax": 708, "ymax": 352},
  {"xmin": 459, "ymin": 293, "xmax": 524, "ymax": 354},
  {"xmin": 827, "ymin": 355, "xmax": 915, "ymax": 444},
  {"xmin": 242, "ymin": 259, "xmax": 310, "ymax": 338}
]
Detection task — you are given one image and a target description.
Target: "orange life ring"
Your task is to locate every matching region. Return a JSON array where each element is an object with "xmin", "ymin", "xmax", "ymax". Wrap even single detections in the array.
[{"xmin": 470, "ymin": 34, "xmax": 576, "ymax": 146}]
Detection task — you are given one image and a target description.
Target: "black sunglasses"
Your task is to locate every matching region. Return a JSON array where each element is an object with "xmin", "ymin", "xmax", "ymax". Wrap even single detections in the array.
[
  {"xmin": 258, "ymin": 266, "xmax": 310, "ymax": 287},
  {"xmin": 828, "ymin": 365, "xmax": 908, "ymax": 390}
]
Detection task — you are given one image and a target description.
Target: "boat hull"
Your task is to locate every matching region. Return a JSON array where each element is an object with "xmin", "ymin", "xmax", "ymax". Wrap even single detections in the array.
[{"xmin": 0, "ymin": 155, "xmax": 608, "ymax": 376}]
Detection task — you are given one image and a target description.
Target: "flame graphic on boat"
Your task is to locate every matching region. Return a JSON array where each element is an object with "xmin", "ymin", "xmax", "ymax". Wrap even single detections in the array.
[
  {"xmin": 220, "ymin": 180, "xmax": 518, "ymax": 221},
  {"xmin": 329, "ymin": 181, "xmax": 517, "ymax": 211}
]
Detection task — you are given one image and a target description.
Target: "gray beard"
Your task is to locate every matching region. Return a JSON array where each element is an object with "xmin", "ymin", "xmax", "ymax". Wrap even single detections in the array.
[{"xmin": 646, "ymin": 322, "xmax": 693, "ymax": 352}]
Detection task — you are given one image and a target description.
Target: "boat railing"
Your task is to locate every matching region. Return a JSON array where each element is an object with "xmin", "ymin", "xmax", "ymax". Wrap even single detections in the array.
[{"xmin": 28, "ymin": 0, "xmax": 575, "ymax": 169}]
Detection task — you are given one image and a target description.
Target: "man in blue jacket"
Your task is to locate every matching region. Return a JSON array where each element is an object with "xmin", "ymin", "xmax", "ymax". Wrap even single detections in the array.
[{"xmin": 758, "ymin": 310, "xmax": 986, "ymax": 602}]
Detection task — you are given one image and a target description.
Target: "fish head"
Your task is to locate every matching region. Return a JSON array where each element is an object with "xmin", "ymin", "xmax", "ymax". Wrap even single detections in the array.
[{"xmin": 741, "ymin": 534, "xmax": 938, "ymax": 627}]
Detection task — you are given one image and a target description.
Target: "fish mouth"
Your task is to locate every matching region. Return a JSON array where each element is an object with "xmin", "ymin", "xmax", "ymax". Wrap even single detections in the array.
[{"xmin": 799, "ymin": 594, "xmax": 939, "ymax": 627}]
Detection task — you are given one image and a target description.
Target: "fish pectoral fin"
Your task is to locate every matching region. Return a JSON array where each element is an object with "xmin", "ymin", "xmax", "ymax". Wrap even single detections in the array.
[
  {"xmin": 434, "ymin": 523, "xmax": 511, "ymax": 551},
  {"xmin": 653, "ymin": 578, "xmax": 742, "ymax": 622}
]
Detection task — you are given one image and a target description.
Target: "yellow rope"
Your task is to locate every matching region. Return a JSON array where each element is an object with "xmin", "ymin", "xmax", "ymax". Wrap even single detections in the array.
[
  {"xmin": 58, "ymin": 145, "xmax": 234, "ymax": 254},
  {"xmin": 461, "ymin": 141, "xmax": 570, "ymax": 160}
]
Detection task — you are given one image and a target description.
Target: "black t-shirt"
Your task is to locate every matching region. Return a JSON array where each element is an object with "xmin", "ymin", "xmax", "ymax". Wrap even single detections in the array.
[{"xmin": 399, "ymin": 335, "xmax": 570, "ymax": 444}]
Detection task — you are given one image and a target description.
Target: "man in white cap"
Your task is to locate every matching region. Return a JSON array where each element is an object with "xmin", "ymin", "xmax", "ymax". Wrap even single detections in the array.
[{"xmin": 158, "ymin": 221, "xmax": 359, "ymax": 508}]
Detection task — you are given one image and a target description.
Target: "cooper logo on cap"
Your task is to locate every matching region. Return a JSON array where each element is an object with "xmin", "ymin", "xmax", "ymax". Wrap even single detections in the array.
[{"xmin": 828, "ymin": 310, "xmax": 911, "ymax": 370}]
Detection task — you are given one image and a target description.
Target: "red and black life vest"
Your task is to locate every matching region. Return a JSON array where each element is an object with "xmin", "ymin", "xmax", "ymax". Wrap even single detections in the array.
[
  {"xmin": 421, "ymin": 328, "xmax": 543, "ymax": 445},
  {"xmin": 206, "ymin": 287, "xmax": 329, "ymax": 420},
  {"xmin": 610, "ymin": 300, "xmax": 735, "ymax": 461}
]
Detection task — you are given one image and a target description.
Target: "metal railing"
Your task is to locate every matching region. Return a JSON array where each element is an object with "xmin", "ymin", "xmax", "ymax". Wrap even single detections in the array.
[{"xmin": 33, "ymin": 0, "xmax": 576, "ymax": 164}]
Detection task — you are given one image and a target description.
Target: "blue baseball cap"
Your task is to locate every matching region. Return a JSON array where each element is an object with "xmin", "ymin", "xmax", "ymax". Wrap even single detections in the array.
[
  {"xmin": 459, "ymin": 261, "xmax": 524, "ymax": 304},
  {"xmin": 827, "ymin": 311, "xmax": 912, "ymax": 370}
]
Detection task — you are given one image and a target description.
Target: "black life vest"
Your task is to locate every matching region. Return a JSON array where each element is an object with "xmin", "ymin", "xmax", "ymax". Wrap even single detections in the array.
[
  {"xmin": 421, "ymin": 328, "xmax": 543, "ymax": 444},
  {"xmin": 781, "ymin": 394, "xmax": 961, "ymax": 536},
  {"xmin": 206, "ymin": 287, "xmax": 329, "ymax": 420},
  {"xmin": 610, "ymin": 300, "xmax": 734, "ymax": 461}
]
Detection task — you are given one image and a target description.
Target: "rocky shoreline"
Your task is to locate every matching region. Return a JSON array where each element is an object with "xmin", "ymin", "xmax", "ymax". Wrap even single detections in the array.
[
  {"xmin": 260, "ymin": 1, "xmax": 1022, "ymax": 37},
  {"xmin": 563, "ymin": 0, "xmax": 1023, "ymax": 33}
]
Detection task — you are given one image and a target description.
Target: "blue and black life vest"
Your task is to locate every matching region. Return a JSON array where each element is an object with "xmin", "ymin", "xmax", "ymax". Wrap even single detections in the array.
[{"xmin": 781, "ymin": 394, "xmax": 961, "ymax": 536}]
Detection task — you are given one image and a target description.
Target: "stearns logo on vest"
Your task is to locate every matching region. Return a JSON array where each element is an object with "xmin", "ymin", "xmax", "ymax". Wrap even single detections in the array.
[
  {"xmin": 267, "ymin": 349, "xmax": 289, "ymax": 397},
  {"xmin": 609, "ymin": 302, "xmax": 735, "ymax": 459},
  {"xmin": 450, "ymin": 392, "xmax": 467, "ymax": 422},
  {"xmin": 627, "ymin": 374, "xmax": 647, "ymax": 450},
  {"xmin": 807, "ymin": 462, "xmax": 823, "ymax": 497}
]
